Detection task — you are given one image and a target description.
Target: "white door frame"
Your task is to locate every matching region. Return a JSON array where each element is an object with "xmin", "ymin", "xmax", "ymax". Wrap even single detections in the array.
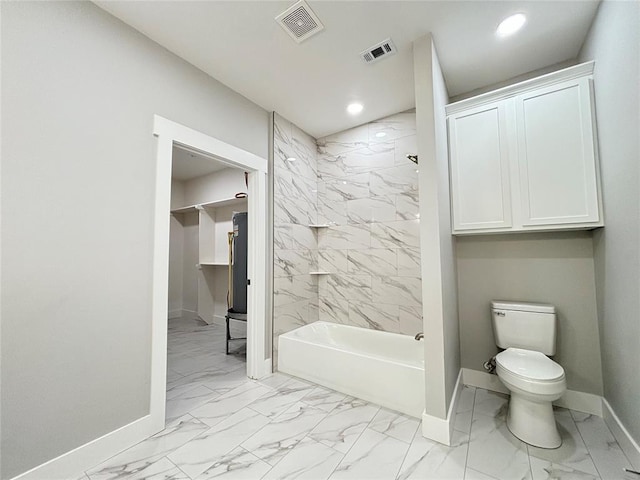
[{"xmin": 151, "ymin": 115, "xmax": 271, "ymax": 429}]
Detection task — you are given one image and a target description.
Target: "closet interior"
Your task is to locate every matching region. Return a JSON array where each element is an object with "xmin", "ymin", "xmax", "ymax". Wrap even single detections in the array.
[{"xmin": 169, "ymin": 145, "xmax": 248, "ymax": 351}]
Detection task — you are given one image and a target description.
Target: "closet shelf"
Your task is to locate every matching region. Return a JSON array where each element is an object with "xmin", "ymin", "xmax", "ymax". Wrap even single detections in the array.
[{"xmin": 171, "ymin": 196, "xmax": 247, "ymax": 215}]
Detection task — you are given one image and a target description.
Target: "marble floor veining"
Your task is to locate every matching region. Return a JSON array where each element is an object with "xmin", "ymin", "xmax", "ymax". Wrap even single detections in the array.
[{"xmin": 82, "ymin": 317, "xmax": 634, "ymax": 480}]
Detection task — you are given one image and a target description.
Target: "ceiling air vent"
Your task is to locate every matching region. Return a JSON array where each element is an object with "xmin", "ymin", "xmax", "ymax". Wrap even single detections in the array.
[
  {"xmin": 276, "ymin": 0, "xmax": 325, "ymax": 44},
  {"xmin": 360, "ymin": 38, "xmax": 397, "ymax": 64}
]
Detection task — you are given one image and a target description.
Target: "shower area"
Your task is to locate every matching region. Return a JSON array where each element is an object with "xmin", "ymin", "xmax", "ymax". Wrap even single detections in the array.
[{"xmin": 271, "ymin": 110, "xmax": 422, "ymax": 366}]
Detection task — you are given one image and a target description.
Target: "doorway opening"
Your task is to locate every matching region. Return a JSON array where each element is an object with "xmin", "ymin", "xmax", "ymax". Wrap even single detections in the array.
[{"xmin": 150, "ymin": 116, "xmax": 270, "ymax": 431}]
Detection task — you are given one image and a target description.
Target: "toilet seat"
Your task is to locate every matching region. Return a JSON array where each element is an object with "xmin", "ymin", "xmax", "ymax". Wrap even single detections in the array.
[{"xmin": 496, "ymin": 348, "xmax": 565, "ymax": 395}]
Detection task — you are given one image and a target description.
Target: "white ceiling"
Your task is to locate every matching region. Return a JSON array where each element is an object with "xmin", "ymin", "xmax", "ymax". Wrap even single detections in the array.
[
  {"xmin": 172, "ymin": 145, "xmax": 227, "ymax": 181},
  {"xmin": 96, "ymin": 1, "xmax": 599, "ymax": 139}
]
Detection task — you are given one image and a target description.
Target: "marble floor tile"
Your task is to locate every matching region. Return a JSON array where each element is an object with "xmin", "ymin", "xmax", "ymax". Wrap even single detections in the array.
[
  {"xmin": 329, "ymin": 428, "xmax": 409, "ymax": 480},
  {"xmin": 300, "ymin": 386, "xmax": 347, "ymax": 413},
  {"xmin": 165, "ymin": 386, "xmax": 221, "ymax": 423},
  {"xmin": 473, "ymin": 388, "xmax": 509, "ymax": 419},
  {"xmin": 129, "ymin": 457, "xmax": 188, "ymax": 480},
  {"xmin": 189, "ymin": 382, "xmax": 272, "ymax": 427},
  {"xmin": 168, "ymin": 408, "xmax": 270, "ymax": 479},
  {"xmin": 454, "ymin": 385, "xmax": 476, "ymax": 434},
  {"xmin": 83, "ymin": 317, "xmax": 632, "ymax": 480},
  {"xmin": 255, "ymin": 372, "xmax": 293, "ymax": 391},
  {"xmin": 166, "ymin": 381, "xmax": 216, "ymax": 402},
  {"xmin": 195, "ymin": 368, "xmax": 250, "ymax": 392},
  {"xmin": 195, "ymin": 447, "xmax": 271, "ymax": 480},
  {"xmin": 261, "ymin": 437, "xmax": 343, "ymax": 480},
  {"xmin": 169, "ymin": 354, "xmax": 223, "ymax": 377},
  {"xmin": 87, "ymin": 415, "xmax": 208, "ymax": 480},
  {"xmin": 397, "ymin": 429, "xmax": 469, "ymax": 480},
  {"xmin": 465, "ymin": 467, "xmax": 502, "ymax": 480},
  {"xmin": 248, "ymin": 378, "xmax": 316, "ymax": 419},
  {"xmin": 527, "ymin": 409, "xmax": 599, "ymax": 477},
  {"xmin": 167, "ymin": 368, "xmax": 185, "ymax": 385},
  {"xmin": 571, "ymin": 412, "xmax": 632, "ymax": 480},
  {"xmin": 241, "ymin": 402, "xmax": 328, "ymax": 466},
  {"xmin": 466, "ymin": 412, "xmax": 532, "ymax": 480},
  {"xmin": 308, "ymin": 397, "xmax": 380, "ymax": 453},
  {"xmin": 368, "ymin": 408, "xmax": 420, "ymax": 444},
  {"xmin": 529, "ymin": 457, "xmax": 601, "ymax": 480}
]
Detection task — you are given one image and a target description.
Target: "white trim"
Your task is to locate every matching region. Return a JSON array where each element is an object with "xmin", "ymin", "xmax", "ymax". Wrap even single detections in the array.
[
  {"xmin": 446, "ymin": 61, "xmax": 595, "ymax": 115},
  {"xmin": 263, "ymin": 358, "xmax": 273, "ymax": 376},
  {"xmin": 462, "ymin": 368, "xmax": 509, "ymax": 394},
  {"xmin": 10, "ymin": 415, "xmax": 157, "ymax": 480},
  {"xmin": 246, "ymin": 170, "xmax": 270, "ymax": 379},
  {"xmin": 153, "ymin": 116, "xmax": 266, "ymax": 173},
  {"xmin": 462, "ymin": 368, "xmax": 603, "ymax": 416},
  {"xmin": 603, "ymin": 399, "xmax": 640, "ymax": 470},
  {"xmin": 421, "ymin": 370, "xmax": 463, "ymax": 446},
  {"xmin": 168, "ymin": 309, "xmax": 183, "ymax": 319},
  {"xmin": 151, "ymin": 116, "xmax": 269, "ymax": 409},
  {"xmin": 212, "ymin": 314, "xmax": 227, "ymax": 327},
  {"xmin": 555, "ymin": 389, "xmax": 602, "ymax": 416}
]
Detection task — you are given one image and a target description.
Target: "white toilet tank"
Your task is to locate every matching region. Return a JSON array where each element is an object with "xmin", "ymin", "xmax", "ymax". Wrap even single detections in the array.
[{"xmin": 491, "ymin": 301, "xmax": 557, "ymax": 355}]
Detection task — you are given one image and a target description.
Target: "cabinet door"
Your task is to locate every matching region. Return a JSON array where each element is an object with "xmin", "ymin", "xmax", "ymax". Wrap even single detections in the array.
[
  {"xmin": 515, "ymin": 78, "xmax": 600, "ymax": 227},
  {"xmin": 448, "ymin": 102, "xmax": 513, "ymax": 232}
]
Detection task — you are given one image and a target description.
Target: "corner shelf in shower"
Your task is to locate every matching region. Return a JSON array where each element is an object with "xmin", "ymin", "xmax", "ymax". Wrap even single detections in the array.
[
  {"xmin": 308, "ymin": 224, "xmax": 331, "ymax": 228},
  {"xmin": 309, "ymin": 271, "xmax": 331, "ymax": 275}
]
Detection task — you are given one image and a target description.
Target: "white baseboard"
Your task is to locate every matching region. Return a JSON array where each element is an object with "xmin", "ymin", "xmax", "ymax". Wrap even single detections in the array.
[
  {"xmin": 10, "ymin": 414, "xmax": 161, "ymax": 480},
  {"xmin": 462, "ymin": 368, "xmax": 602, "ymax": 416},
  {"xmin": 212, "ymin": 314, "xmax": 226, "ymax": 327},
  {"xmin": 462, "ymin": 368, "xmax": 509, "ymax": 395},
  {"xmin": 168, "ymin": 309, "xmax": 183, "ymax": 319},
  {"xmin": 421, "ymin": 370, "xmax": 463, "ymax": 446},
  {"xmin": 555, "ymin": 389, "xmax": 602, "ymax": 416},
  {"xmin": 602, "ymin": 398, "xmax": 640, "ymax": 470},
  {"xmin": 180, "ymin": 309, "xmax": 198, "ymax": 319}
]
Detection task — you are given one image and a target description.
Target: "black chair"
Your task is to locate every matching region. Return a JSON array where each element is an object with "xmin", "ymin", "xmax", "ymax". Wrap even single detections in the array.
[{"xmin": 225, "ymin": 310, "xmax": 247, "ymax": 354}]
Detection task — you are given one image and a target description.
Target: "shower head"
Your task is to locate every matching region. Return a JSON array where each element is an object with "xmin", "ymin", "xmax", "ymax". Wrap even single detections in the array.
[{"xmin": 406, "ymin": 154, "xmax": 418, "ymax": 165}]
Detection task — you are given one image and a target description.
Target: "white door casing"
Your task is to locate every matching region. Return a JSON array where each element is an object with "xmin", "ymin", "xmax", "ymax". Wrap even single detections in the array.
[{"xmin": 151, "ymin": 115, "xmax": 271, "ymax": 430}]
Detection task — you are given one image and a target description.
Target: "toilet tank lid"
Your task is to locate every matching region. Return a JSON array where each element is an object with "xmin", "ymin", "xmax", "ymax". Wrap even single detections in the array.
[{"xmin": 491, "ymin": 301, "xmax": 555, "ymax": 314}]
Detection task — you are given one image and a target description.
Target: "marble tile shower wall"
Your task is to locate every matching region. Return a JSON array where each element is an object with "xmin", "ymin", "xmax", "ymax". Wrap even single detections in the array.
[
  {"xmin": 272, "ymin": 114, "xmax": 319, "ymax": 362},
  {"xmin": 272, "ymin": 111, "xmax": 421, "ymax": 365},
  {"xmin": 315, "ymin": 111, "xmax": 422, "ymax": 335}
]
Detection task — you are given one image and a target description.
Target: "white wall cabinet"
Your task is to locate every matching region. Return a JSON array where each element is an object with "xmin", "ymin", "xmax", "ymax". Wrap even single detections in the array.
[{"xmin": 446, "ymin": 62, "xmax": 603, "ymax": 235}]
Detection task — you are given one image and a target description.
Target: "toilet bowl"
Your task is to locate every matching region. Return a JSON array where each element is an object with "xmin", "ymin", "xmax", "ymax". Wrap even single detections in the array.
[{"xmin": 496, "ymin": 347, "xmax": 566, "ymax": 448}]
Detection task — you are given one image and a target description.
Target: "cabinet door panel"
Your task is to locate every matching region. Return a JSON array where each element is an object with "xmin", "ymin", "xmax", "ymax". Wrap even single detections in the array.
[
  {"xmin": 516, "ymin": 78, "xmax": 599, "ymax": 226},
  {"xmin": 449, "ymin": 103, "xmax": 512, "ymax": 231}
]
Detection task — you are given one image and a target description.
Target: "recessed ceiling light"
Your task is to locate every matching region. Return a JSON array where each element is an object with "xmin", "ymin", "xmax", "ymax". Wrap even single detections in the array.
[
  {"xmin": 347, "ymin": 103, "xmax": 363, "ymax": 115},
  {"xmin": 496, "ymin": 13, "xmax": 527, "ymax": 37},
  {"xmin": 286, "ymin": 157, "xmax": 296, "ymax": 162},
  {"xmin": 375, "ymin": 132, "xmax": 387, "ymax": 138}
]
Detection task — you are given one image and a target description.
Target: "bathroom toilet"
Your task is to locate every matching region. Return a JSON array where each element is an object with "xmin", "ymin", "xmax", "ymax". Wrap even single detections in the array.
[{"xmin": 491, "ymin": 301, "xmax": 566, "ymax": 449}]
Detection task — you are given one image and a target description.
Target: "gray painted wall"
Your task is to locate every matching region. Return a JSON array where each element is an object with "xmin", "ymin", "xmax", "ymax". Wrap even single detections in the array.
[
  {"xmin": 0, "ymin": 2, "xmax": 268, "ymax": 477},
  {"xmin": 457, "ymin": 232, "xmax": 604, "ymax": 395},
  {"xmin": 431, "ymin": 43, "xmax": 460, "ymax": 410},
  {"xmin": 414, "ymin": 34, "xmax": 460, "ymax": 421},
  {"xmin": 579, "ymin": 0, "xmax": 640, "ymax": 442}
]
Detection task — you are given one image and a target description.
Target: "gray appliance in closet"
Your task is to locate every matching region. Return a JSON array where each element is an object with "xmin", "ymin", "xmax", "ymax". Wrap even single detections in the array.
[
  {"xmin": 231, "ymin": 211, "xmax": 248, "ymax": 314},
  {"xmin": 226, "ymin": 211, "xmax": 247, "ymax": 354}
]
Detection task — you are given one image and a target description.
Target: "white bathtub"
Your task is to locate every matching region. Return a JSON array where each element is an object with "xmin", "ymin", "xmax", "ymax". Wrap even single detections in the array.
[{"xmin": 278, "ymin": 321, "xmax": 425, "ymax": 418}]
